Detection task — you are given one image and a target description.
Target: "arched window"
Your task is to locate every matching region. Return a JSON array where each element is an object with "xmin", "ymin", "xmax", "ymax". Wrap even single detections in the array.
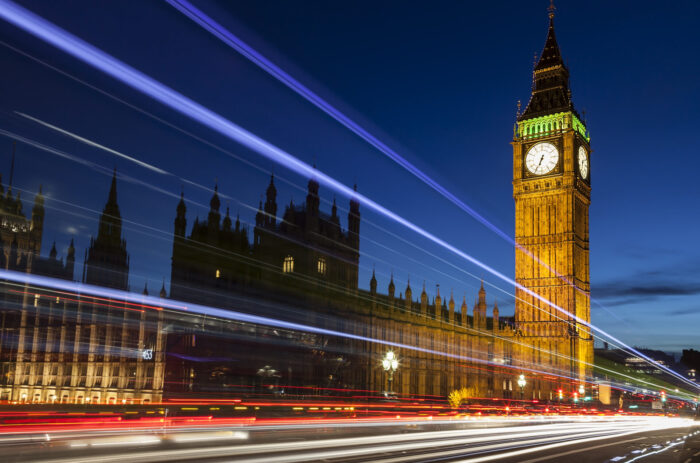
[
  {"xmin": 317, "ymin": 257, "xmax": 326, "ymax": 275},
  {"xmin": 215, "ymin": 269, "xmax": 220, "ymax": 279},
  {"xmin": 283, "ymin": 255, "xmax": 294, "ymax": 273}
]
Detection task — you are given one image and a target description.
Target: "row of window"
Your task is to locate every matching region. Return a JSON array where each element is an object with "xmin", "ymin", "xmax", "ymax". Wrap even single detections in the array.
[
  {"xmin": 284, "ymin": 256, "xmax": 326, "ymax": 275},
  {"xmin": 215, "ymin": 256, "xmax": 328, "ymax": 277}
]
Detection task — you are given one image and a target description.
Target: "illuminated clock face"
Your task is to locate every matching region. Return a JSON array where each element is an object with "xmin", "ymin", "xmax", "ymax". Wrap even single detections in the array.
[
  {"xmin": 525, "ymin": 142, "xmax": 559, "ymax": 175},
  {"xmin": 578, "ymin": 146, "xmax": 589, "ymax": 179}
]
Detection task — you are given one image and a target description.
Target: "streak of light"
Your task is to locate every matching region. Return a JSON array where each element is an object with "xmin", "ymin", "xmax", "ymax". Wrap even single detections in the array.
[
  {"xmin": 0, "ymin": 0, "xmax": 692, "ymax": 389},
  {"xmin": 166, "ymin": 431, "xmax": 249, "ymax": 443},
  {"xmin": 0, "ymin": 268, "xmax": 601, "ymax": 384},
  {"xmin": 165, "ymin": 0, "xmax": 629, "ymax": 330},
  {"xmin": 0, "ymin": 33, "xmax": 651, "ymax": 380},
  {"xmin": 16, "ymin": 111, "xmax": 168, "ymax": 174},
  {"xmin": 26, "ymin": 417, "xmax": 696, "ymax": 463},
  {"xmin": 165, "ymin": 0, "xmax": 511, "ymax": 246}
]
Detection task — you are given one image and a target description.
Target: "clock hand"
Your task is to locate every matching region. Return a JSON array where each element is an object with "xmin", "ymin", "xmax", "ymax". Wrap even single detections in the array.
[{"xmin": 537, "ymin": 155, "xmax": 544, "ymax": 168}]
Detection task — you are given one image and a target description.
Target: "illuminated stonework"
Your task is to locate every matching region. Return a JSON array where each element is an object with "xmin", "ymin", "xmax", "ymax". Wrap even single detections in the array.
[
  {"xmin": 517, "ymin": 111, "xmax": 590, "ymax": 142},
  {"xmin": 512, "ymin": 8, "xmax": 594, "ymax": 391}
]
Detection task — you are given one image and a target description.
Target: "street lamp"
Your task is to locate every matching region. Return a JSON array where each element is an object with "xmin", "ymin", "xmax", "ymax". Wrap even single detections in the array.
[
  {"xmin": 517, "ymin": 374, "xmax": 526, "ymax": 401},
  {"xmin": 382, "ymin": 351, "xmax": 399, "ymax": 395}
]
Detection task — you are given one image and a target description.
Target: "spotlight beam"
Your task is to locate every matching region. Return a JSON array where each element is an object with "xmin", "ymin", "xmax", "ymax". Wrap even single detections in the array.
[{"xmin": 0, "ymin": 0, "xmax": 694, "ymax": 389}]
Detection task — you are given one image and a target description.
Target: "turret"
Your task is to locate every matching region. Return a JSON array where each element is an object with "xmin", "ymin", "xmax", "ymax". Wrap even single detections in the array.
[
  {"xmin": 449, "ymin": 290, "xmax": 455, "ymax": 323},
  {"xmin": 84, "ymin": 170, "xmax": 129, "ymax": 290},
  {"xmin": 461, "ymin": 295, "xmax": 468, "ymax": 328},
  {"xmin": 404, "ymin": 279, "xmax": 412, "ymax": 311},
  {"xmin": 142, "ymin": 282, "xmax": 149, "ymax": 296},
  {"xmin": 306, "ymin": 176, "xmax": 320, "ymax": 227},
  {"xmin": 100, "ymin": 169, "xmax": 122, "ymax": 243},
  {"xmin": 369, "ymin": 269, "xmax": 377, "ymax": 296},
  {"xmin": 49, "ymin": 241, "xmax": 57, "ymax": 260},
  {"xmin": 420, "ymin": 282, "xmax": 428, "ymax": 315},
  {"xmin": 264, "ymin": 174, "xmax": 277, "ymax": 227},
  {"xmin": 478, "ymin": 280, "xmax": 486, "ymax": 307},
  {"xmin": 174, "ymin": 190, "xmax": 187, "ymax": 237},
  {"xmin": 222, "ymin": 206, "xmax": 232, "ymax": 232},
  {"xmin": 493, "ymin": 300, "xmax": 500, "ymax": 331},
  {"xmin": 208, "ymin": 184, "xmax": 221, "ymax": 230},
  {"xmin": 434, "ymin": 285, "xmax": 442, "ymax": 319},
  {"xmin": 160, "ymin": 281, "xmax": 167, "ymax": 298},
  {"xmin": 330, "ymin": 197, "xmax": 341, "ymax": 237},
  {"xmin": 388, "ymin": 273, "xmax": 395, "ymax": 305}
]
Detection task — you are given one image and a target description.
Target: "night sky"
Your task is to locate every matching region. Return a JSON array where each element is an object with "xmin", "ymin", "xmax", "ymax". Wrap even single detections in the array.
[{"xmin": 0, "ymin": 1, "xmax": 698, "ymax": 352}]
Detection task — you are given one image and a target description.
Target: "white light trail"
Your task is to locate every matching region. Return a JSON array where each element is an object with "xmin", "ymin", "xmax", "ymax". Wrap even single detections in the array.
[{"xmin": 15, "ymin": 111, "xmax": 168, "ymax": 174}]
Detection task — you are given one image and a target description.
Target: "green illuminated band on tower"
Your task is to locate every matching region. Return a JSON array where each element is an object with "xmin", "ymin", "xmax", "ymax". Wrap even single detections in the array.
[{"xmin": 517, "ymin": 112, "xmax": 590, "ymax": 142}]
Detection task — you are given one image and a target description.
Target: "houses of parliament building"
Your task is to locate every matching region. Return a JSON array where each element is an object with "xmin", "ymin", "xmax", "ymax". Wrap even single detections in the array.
[{"xmin": 0, "ymin": 6, "xmax": 592, "ymax": 404}]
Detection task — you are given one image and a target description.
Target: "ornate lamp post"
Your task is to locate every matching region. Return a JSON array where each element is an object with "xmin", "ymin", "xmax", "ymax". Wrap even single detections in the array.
[
  {"xmin": 517, "ymin": 374, "xmax": 526, "ymax": 401},
  {"xmin": 382, "ymin": 351, "xmax": 399, "ymax": 395}
]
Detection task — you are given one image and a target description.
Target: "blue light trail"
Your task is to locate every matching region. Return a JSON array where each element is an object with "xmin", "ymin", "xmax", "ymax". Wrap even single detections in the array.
[
  {"xmin": 164, "ymin": 0, "xmax": 627, "ymax": 328},
  {"xmin": 0, "ymin": 0, "xmax": 694, "ymax": 390},
  {"xmin": 0, "ymin": 268, "xmax": 574, "ymax": 382}
]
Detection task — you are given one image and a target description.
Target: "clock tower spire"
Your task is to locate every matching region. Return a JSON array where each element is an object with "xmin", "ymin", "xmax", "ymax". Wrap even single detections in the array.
[{"xmin": 512, "ymin": 4, "xmax": 593, "ymax": 393}]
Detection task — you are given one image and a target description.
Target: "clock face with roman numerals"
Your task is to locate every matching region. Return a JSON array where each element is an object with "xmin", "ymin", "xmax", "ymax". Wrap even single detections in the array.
[
  {"xmin": 578, "ymin": 146, "xmax": 589, "ymax": 179},
  {"xmin": 525, "ymin": 142, "xmax": 559, "ymax": 175}
]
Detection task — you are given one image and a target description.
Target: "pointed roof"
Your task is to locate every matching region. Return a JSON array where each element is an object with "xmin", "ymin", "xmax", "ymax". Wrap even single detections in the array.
[
  {"xmin": 108, "ymin": 168, "xmax": 118, "ymax": 205},
  {"xmin": 177, "ymin": 189, "xmax": 186, "ymax": 216},
  {"xmin": 101, "ymin": 168, "xmax": 121, "ymax": 220},
  {"xmin": 535, "ymin": 12, "xmax": 563, "ymax": 71},
  {"xmin": 142, "ymin": 282, "xmax": 149, "ymax": 296},
  {"xmin": 160, "ymin": 280, "xmax": 167, "ymax": 298},
  {"xmin": 210, "ymin": 184, "xmax": 220, "ymax": 211},
  {"xmin": 223, "ymin": 205, "xmax": 232, "ymax": 230},
  {"xmin": 519, "ymin": 6, "xmax": 578, "ymax": 121},
  {"xmin": 266, "ymin": 173, "xmax": 276, "ymax": 196}
]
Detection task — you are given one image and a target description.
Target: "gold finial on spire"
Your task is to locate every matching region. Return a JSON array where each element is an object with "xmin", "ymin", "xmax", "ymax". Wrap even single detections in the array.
[{"xmin": 548, "ymin": 0, "xmax": 556, "ymax": 19}]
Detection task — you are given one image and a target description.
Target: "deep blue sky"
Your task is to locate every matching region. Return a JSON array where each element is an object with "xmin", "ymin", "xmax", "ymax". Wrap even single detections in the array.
[{"xmin": 1, "ymin": 1, "xmax": 698, "ymax": 352}]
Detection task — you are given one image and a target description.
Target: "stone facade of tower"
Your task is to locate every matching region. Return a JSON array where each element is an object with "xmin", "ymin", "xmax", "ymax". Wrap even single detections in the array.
[
  {"xmin": 0, "ymin": 170, "xmax": 44, "ymax": 273},
  {"xmin": 512, "ymin": 8, "xmax": 594, "ymax": 394},
  {"xmin": 83, "ymin": 170, "xmax": 129, "ymax": 291}
]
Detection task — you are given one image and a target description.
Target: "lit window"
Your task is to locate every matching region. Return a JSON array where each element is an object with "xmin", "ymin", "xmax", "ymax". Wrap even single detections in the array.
[
  {"xmin": 283, "ymin": 256, "xmax": 294, "ymax": 273},
  {"xmin": 215, "ymin": 269, "xmax": 220, "ymax": 279},
  {"xmin": 317, "ymin": 257, "xmax": 326, "ymax": 275}
]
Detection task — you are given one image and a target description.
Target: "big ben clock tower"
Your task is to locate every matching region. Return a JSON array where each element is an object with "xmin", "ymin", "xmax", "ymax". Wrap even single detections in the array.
[{"xmin": 513, "ymin": 4, "xmax": 593, "ymax": 390}]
